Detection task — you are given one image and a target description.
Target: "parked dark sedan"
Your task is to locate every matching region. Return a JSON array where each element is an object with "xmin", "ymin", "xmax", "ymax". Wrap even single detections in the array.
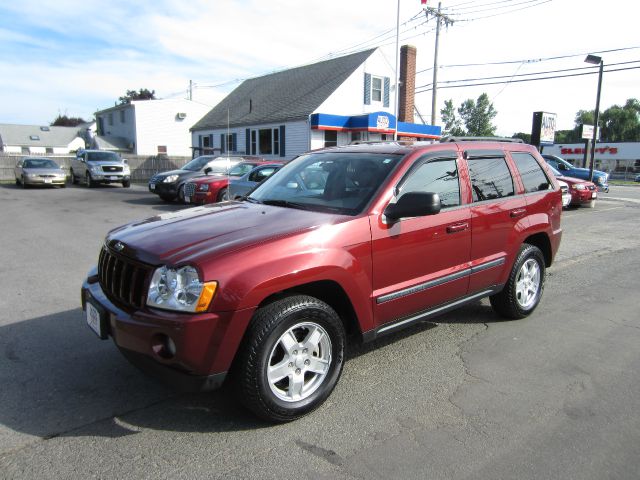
[{"xmin": 148, "ymin": 155, "xmax": 230, "ymax": 202}]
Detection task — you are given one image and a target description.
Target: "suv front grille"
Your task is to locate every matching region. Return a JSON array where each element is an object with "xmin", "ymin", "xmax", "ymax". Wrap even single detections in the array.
[
  {"xmin": 184, "ymin": 182, "xmax": 196, "ymax": 198},
  {"xmin": 98, "ymin": 246, "xmax": 152, "ymax": 309},
  {"xmin": 101, "ymin": 166, "xmax": 124, "ymax": 173}
]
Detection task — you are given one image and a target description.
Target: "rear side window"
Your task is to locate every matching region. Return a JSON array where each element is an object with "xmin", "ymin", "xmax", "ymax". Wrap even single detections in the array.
[
  {"xmin": 400, "ymin": 157, "xmax": 460, "ymax": 208},
  {"xmin": 511, "ymin": 153, "xmax": 551, "ymax": 193},
  {"xmin": 467, "ymin": 157, "xmax": 514, "ymax": 202}
]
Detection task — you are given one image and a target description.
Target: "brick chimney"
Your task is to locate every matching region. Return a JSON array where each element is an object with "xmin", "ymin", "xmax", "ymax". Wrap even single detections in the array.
[{"xmin": 398, "ymin": 45, "xmax": 416, "ymax": 123}]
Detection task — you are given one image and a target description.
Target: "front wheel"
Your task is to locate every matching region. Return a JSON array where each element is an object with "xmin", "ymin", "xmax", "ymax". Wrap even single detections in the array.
[
  {"xmin": 490, "ymin": 244, "xmax": 545, "ymax": 319},
  {"xmin": 85, "ymin": 173, "xmax": 96, "ymax": 188},
  {"xmin": 217, "ymin": 187, "xmax": 229, "ymax": 202},
  {"xmin": 234, "ymin": 295, "xmax": 346, "ymax": 422},
  {"xmin": 122, "ymin": 179, "xmax": 131, "ymax": 188}
]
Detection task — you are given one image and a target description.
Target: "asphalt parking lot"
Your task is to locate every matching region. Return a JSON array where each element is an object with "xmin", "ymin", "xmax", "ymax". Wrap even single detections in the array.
[{"xmin": 1, "ymin": 182, "xmax": 639, "ymax": 479}]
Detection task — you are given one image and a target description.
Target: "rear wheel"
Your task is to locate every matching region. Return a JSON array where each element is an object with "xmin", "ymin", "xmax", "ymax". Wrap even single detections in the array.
[
  {"xmin": 234, "ymin": 295, "xmax": 346, "ymax": 422},
  {"xmin": 490, "ymin": 244, "xmax": 545, "ymax": 319}
]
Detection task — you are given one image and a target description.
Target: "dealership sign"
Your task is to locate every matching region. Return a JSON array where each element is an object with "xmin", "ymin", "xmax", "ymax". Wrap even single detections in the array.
[{"xmin": 531, "ymin": 111, "xmax": 557, "ymax": 146}]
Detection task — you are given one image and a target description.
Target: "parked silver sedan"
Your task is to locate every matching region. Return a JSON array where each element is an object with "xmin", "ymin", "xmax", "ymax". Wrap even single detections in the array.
[{"xmin": 15, "ymin": 157, "xmax": 67, "ymax": 188}]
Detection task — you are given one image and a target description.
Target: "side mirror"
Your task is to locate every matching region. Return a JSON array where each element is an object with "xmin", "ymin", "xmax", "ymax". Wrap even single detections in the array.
[
  {"xmin": 122, "ymin": 159, "xmax": 128, "ymax": 164},
  {"xmin": 204, "ymin": 167, "xmax": 212, "ymax": 175},
  {"xmin": 384, "ymin": 192, "xmax": 441, "ymax": 221},
  {"xmin": 558, "ymin": 163, "xmax": 568, "ymax": 171}
]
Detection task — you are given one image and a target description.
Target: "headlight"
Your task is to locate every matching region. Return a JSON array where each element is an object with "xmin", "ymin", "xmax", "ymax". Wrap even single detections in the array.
[
  {"xmin": 163, "ymin": 175, "xmax": 179, "ymax": 183},
  {"xmin": 90, "ymin": 166, "xmax": 102, "ymax": 173},
  {"xmin": 595, "ymin": 177, "xmax": 604, "ymax": 185},
  {"xmin": 198, "ymin": 184, "xmax": 209, "ymax": 192},
  {"xmin": 123, "ymin": 165, "xmax": 130, "ymax": 174},
  {"xmin": 147, "ymin": 265, "xmax": 217, "ymax": 312},
  {"xmin": 572, "ymin": 184, "xmax": 586, "ymax": 190},
  {"xmin": 27, "ymin": 172, "xmax": 39, "ymax": 177}
]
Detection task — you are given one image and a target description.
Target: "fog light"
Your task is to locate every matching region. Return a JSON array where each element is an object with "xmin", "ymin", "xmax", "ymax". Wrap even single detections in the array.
[{"xmin": 151, "ymin": 334, "xmax": 176, "ymax": 359}]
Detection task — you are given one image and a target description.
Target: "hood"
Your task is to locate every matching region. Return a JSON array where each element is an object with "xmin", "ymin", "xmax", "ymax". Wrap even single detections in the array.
[
  {"xmin": 87, "ymin": 160, "xmax": 125, "ymax": 166},
  {"xmin": 106, "ymin": 201, "xmax": 349, "ymax": 266},
  {"xmin": 24, "ymin": 168, "xmax": 64, "ymax": 175},
  {"xmin": 557, "ymin": 175, "xmax": 594, "ymax": 186},
  {"xmin": 152, "ymin": 169, "xmax": 194, "ymax": 179},
  {"xmin": 569, "ymin": 165, "xmax": 607, "ymax": 178},
  {"xmin": 189, "ymin": 174, "xmax": 231, "ymax": 185}
]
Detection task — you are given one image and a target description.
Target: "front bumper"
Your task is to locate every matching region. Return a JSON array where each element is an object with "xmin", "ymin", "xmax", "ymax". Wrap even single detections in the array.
[
  {"xmin": 148, "ymin": 181, "xmax": 178, "ymax": 198},
  {"xmin": 92, "ymin": 174, "xmax": 130, "ymax": 184},
  {"xmin": 81, "ymin": 274, "xmax": 253, "ymax": 392},
  {"xmin": 570, "ymin": 188, "xmax": 597, "ymax": 205},
  {"xmin": 24, "ymin": 177, "xmax": 66, "ymax": 186}
]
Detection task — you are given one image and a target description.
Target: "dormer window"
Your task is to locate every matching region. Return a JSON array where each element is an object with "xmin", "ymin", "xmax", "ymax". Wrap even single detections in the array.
[
  {"xmin": 364, "ymin": 73, "xmax": 390, "ymax": 107},
  {"xmin": 30, "ymin": 135, "xmax": 40, "ymax": 141}
]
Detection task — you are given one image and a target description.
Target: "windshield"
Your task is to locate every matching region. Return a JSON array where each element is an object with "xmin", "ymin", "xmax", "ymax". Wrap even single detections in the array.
[
  {"xmin": 86, "ymin": 151, "xmax": 120, "ymax": 162},
  {"xmin": 23, "ymin": 159, "xmax": 59, "ymax": 169},
  {"xmin": 548, "ymin": 165, "xmax": 561, "ymax": 176},
  {"xmin": 229, "ymin": 162, "xmax": 258, "ymax": 177},
  {"xmin": 248, "ymin": 152, "xmax": 403, "ymax": 215},
  {"xmin": 182, "ymin": 155, "xmax": 216, "ymax": 171}
]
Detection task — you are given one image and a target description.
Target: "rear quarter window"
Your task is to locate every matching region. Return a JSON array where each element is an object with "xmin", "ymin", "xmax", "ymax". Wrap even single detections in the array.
[{"xmin": 511, "ymin": 152, "xmax": 551, "ymax": 193}]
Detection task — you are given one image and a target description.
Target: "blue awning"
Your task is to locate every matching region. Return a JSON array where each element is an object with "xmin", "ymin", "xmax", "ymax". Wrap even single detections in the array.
[{"xmin": 310, "ymin": 112, "xmax": 441, "ymax": 139}]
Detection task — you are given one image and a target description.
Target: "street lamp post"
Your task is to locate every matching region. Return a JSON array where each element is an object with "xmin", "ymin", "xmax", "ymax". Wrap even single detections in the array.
[{"xmin": 585, "ymin": 54, "xmax": 603, "ymax": 182}]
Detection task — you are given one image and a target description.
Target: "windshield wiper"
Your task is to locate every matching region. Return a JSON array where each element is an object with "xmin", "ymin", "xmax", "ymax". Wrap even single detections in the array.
[{"xmin": 260, "ymin": 199, "xmax": 316, "ymax": 211}]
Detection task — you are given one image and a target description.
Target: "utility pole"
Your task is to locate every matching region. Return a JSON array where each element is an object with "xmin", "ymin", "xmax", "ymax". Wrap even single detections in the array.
[
  {"xmin": 425, "ymin": 2, "xmax": 454, "ymax": 125},
  {"xmin": 189, "ymin": 80, "xmax": 193, "ymax": 101}
]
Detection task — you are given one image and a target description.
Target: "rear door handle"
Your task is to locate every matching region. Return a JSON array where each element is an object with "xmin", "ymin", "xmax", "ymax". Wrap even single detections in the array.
[
  {"xmin": 510, "ymin": 208, "xmax": 526, "ymax": 218},
  {"xmin": 446, "ymin": 223, "xmax": 469, "ymax": 234}
]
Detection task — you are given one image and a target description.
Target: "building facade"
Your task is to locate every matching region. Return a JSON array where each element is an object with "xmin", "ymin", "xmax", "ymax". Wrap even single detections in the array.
[
  {"xmin": 95, "ymin": 98, "xmax": 211, "ymax": 156},
  {"xmin": 0, "ymin": 124, "xmax": 85, "ymax": 154},
  {"xmin": 191, "ymin": 46, "xmax": 440, "ymax": 160}
]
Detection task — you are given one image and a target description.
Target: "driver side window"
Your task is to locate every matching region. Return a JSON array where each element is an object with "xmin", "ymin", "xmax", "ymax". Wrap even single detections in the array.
[{"xmin": 400, "ymin": 157, "xmax": 461, "ymax": 208}]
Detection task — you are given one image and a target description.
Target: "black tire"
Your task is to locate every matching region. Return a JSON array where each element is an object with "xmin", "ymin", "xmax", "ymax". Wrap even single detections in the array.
[
  {"xmin": 177, "ymin": 184, "xmax": 185, "ymax": 203},
  {"xmin": 234, "ymin": 295, "xmax": 346, "ymax": 422},
  {"xmin": 60, "ymin": 183, "xmax": 67, "ymax": 188},
  {"xmin": 122, "ymin": 179, "xmax": 131, "ymax": 188},
  {"xmin": 490, "ymin": 244, "xmax": 546, "ymax": 319},
  {"xmin": 21, "ymin": 176, "xmax": 30, "ymax": 189},
  {"xmin": 15, "ymin": 177, "xmax": 20, "ymax": 186},
  {"xmin": 70, "ymin": 169, "xmax": 79, "ymax": 184},
  {"xmin": 217, "ymin": 187, "xmax": 229, "ymax": 202},
  {"xmin": 85, "ymin": 173, "xmax": 96, "ymax": 188}
]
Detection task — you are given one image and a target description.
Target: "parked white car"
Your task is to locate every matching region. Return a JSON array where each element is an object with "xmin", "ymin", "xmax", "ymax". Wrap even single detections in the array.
[
  {"xmin": 70, "ymin": 150, "xmax": 131, "ymax": 188},
  {"xmin": 558, "ymin": 180, "xmax": 571, "ymax": 208}
]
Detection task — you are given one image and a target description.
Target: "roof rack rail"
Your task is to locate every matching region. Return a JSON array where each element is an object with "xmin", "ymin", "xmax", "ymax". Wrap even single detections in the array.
[{"xmin": 440, "ymin": 136, "xmax": 524, "ymax": 143}]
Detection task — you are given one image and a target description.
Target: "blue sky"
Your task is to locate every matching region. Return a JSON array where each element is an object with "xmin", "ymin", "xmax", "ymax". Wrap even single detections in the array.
[{"xmin": 1, "ymin": 0, "xmax": 639, "ymax": 135}]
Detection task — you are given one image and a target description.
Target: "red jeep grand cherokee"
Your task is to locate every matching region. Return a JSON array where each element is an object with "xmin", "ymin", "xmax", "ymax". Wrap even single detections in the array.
[{"xmin": 82, "ymin": 139, "xmax": 562, "ymax": 422}]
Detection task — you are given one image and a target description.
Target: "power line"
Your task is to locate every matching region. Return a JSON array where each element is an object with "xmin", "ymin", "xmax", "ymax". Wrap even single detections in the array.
[
  {"xmin": 455, "ymin": 0, "xmax": 551, "ymax": 21},
  {"xmin": 446, "ymin": 0, "xmax": 545, "ymax": 16},
  {"xmin": 416, "ymin": 60, "xmax": 640, "ymax": 89},
  {"xmin": 416, "ymin": 45, "xmax": 640, "ymax": 73},
  {"xmin": 415, "ymin": 65, "xmax": 640, "ymax": 93}
]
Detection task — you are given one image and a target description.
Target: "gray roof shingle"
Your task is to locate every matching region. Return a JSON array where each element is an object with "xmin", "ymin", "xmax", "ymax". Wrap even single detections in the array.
[
  {"xmin": 192, "ymin": 49, "xmax": 376, "ymax": 131},
  {"xmin": 0, "ymin": 124, "xmax": 82, "ymax": 148}
]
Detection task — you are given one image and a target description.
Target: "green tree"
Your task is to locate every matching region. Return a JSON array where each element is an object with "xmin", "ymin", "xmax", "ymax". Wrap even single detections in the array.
[
  {"xmin": 569, "ymin": 99, "xmax": 640, "ymax": 142},
  {"xmin": 118, "ymin": 88, "xmax": 156, "ymax": 104},
  {"xmin": 512, "ymin": 132, "xmax": 531, "ymax": 144},
  {"xmin": 459, "ymin": 93, "xmax": 497, "ymax": 136},
  {"xmin": 51, "ymin": 114, "xmax": 87, "ymax": 127},
  {"xmin": 440, "ymin": 99, "xmax": 465, "ymax": 136}
]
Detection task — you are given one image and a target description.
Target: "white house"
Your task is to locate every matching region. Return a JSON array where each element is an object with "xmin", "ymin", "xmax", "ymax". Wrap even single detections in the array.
[
  {"xmin": 0, "ymin": 124, "xmax": 85, "ymax": 154},
  {"xmin": 94, "ymin": 98, "xmax": 211, "ymax": 156},
  {"xmin": 191, "ymin": 46, "xmax": 440, "ymax": 160}
]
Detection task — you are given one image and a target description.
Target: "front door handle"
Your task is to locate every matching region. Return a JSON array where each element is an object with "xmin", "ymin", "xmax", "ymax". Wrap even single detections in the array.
[
  {"xmin": 446, "ymin": 223, "xmax": 469, "ymax": 234},
  {"xmin": 510, "ymin": 208, "xmax": 526, "ymax": 218}
]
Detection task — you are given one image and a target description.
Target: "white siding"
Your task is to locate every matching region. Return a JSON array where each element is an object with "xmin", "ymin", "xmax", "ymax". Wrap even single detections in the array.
[
  {"xmin": 315, "ymin": 49, "xmax": 395, "ymax": 117},
  {"xmin": 97, "ymin": 105, "xmax": 135, "ymax": 147},
  {"xmin": 4, "ymin": 146, "xmax": 21, "ymax": 153},
  {"xmin": 133, "ymin": 99, "xmax": 210, "ymax": 156},
  {"xmin": 193, "ymin": 120, "xmax": 310, "ymax": 161}
]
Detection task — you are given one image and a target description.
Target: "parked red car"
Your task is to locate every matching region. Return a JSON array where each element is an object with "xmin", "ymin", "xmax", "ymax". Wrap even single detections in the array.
[
  {"xmin": 548, "ymin": 165, "xmax": 598, "ymax": 208},
  {"xmin": 183, "ymin": 160, "xmax": 280, "ymax": 204},
  {"xmin": 82, "ymin": 139, "xmax": 562, "ymax": 422}
]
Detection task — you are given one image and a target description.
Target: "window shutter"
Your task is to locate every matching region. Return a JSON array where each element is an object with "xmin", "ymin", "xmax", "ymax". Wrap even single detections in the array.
[
  {"xmin": 198, "ymin": 135, "xmax": 203, "ymax": 148},
  {"xmin": 232, "ymin": 133, "xmax": 237, "ymax": 152},
  {"xmin": 364, "ymin": 73, "xmax": 371, "ymax": 105},
  {"xmin": 220, "ymin": 134, "xmax": 225, "ymax": 153},
  {"xmin": 209, "ymin": 134, "xmax": 213, "ymax": 151},
  {"xmin": 245, "ymin": 129, "xmax": 250, "ymax": 154},
  {"xmin": 383, "ymin": 77, "xmax": 390, "ymax": 108},
  {"xmin": 279, "ymin": 125, "xmax": 286, "ymax": 157}
]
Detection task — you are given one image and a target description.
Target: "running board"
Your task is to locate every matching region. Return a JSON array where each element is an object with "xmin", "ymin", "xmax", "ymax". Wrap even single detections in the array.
[{"xmin": 362, "ymin": 286, "xmax": 502, "ymax": 343}]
